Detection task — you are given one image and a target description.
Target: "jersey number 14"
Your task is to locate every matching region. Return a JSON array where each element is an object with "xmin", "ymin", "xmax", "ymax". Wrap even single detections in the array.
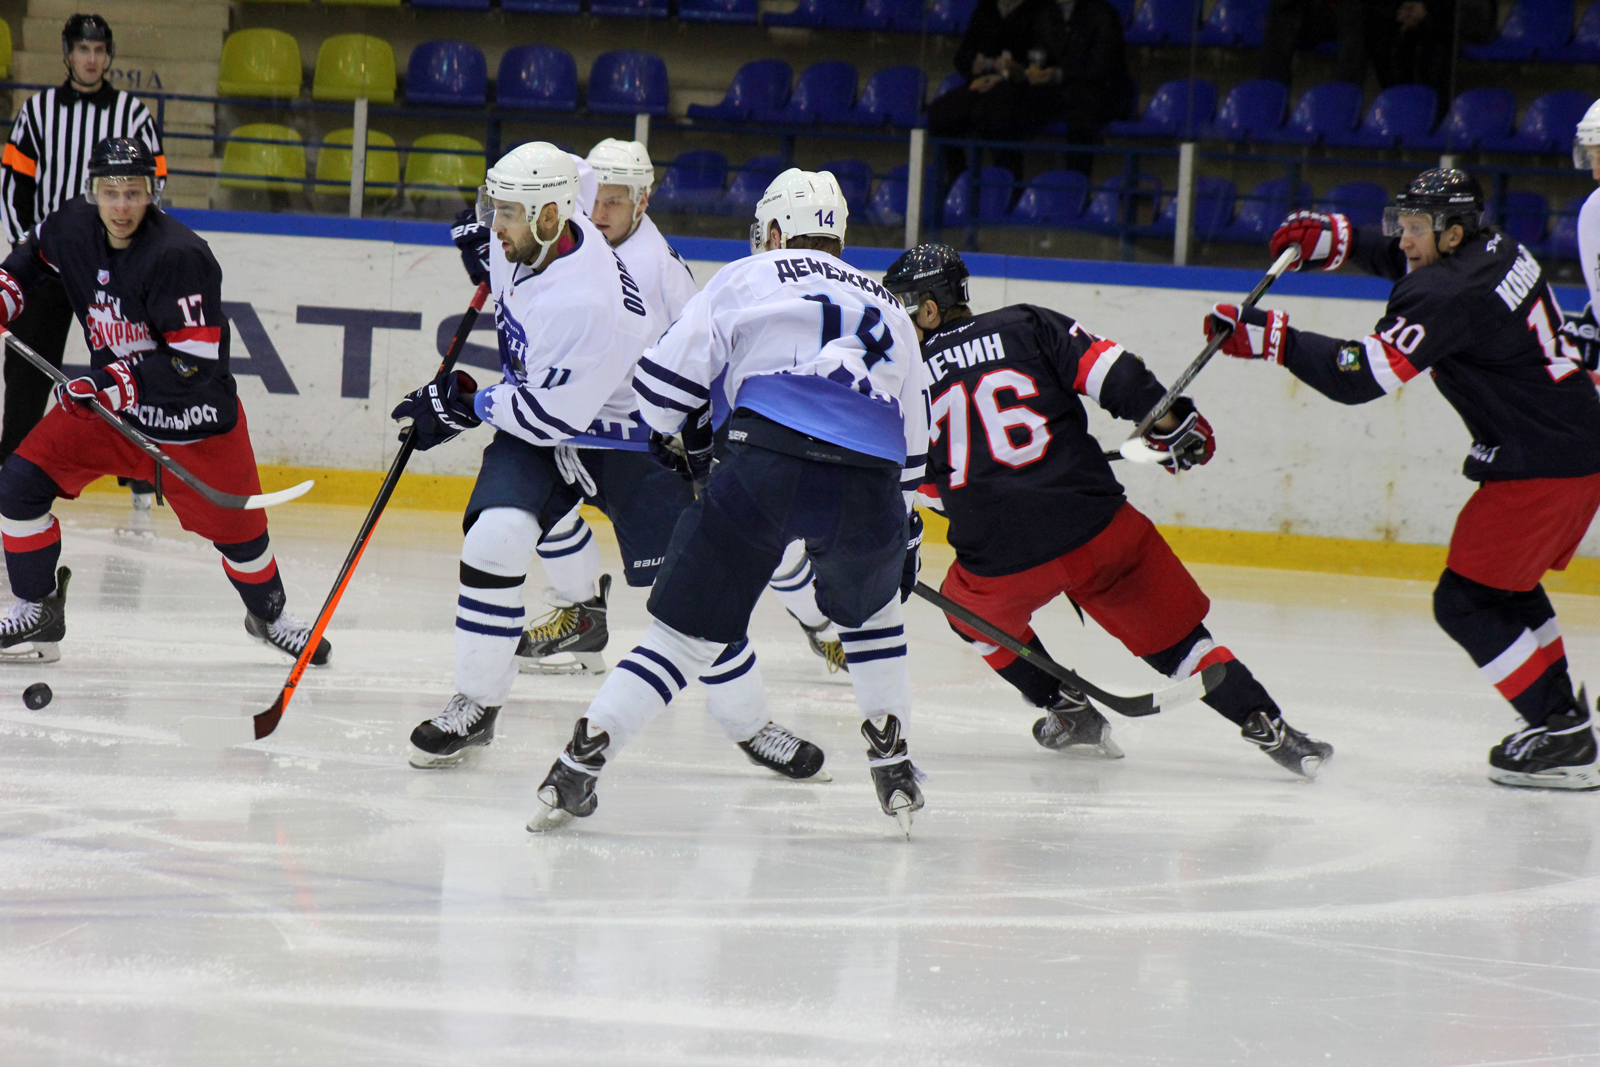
[{"xmin": 930, "ymin": 371, "xmax": 1052, "ymax": 487}]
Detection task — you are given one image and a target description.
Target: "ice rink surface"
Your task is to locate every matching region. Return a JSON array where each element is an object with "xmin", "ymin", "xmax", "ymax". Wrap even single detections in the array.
[{"xmin": 2, "ymin": 495, "xmax": 1599, "ymax": 1066}]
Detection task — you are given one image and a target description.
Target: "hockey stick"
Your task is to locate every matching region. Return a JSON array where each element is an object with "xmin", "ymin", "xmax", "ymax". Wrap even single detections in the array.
[
  {"xmin": 1110, "ymin": 245, "xmax": 1301, "ymax": 465},
  {"xmin": 180, "ymin": 281, "xmax": 493, "ymax": 746},
  {"xmin": 912, "ymin": 580, "xmax": 1225, "ymax": 716},
  {"xmin": 0, "ymin": 328, "xmax": 314, "ymax": 509}
]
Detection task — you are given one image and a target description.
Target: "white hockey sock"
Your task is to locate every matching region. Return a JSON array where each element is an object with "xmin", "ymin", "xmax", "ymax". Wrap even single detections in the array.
[
  {"xmin": 586, "ymin": 619, "xmax": 722, "ymax": 753},
  {"xmin": 455, "ymin": 507, "xmax": 540, "ymax": 708},
  {"xmin": 699, "ymin": 638, "xmax": 770, "ymax": 743},
  {"xmin": 768, "ymin": 540, "xmax": 829, "ymax": 630},
  {"xmin": 536, "ymin": 504, "xmax": 601, "ymax": 605},
  {"xmin": 838, "ymin": 597, "xmax": 912, "ymax": 726}
]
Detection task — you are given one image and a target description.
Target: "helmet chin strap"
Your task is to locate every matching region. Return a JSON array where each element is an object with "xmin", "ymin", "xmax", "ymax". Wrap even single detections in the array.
[{"xmin": 526, "ymin": 206, "xmax": 563, "ymax": 270}]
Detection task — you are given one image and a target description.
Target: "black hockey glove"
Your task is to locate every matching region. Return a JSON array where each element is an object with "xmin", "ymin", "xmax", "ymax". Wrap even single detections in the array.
[
  {"xmin": 648, "ymin": 404, "xmax": 715, "ymax": 487},
  {"xmin": 900, "ymin": 510, "xmax": 923, "ymax": 602},
  {"xmin": 1561, "ymin": 302, "xmax": 1600, "ymax": 373},
  {"xmin": 392, "ymin": 368, "xmax": 480, "ymax": 451},
  {"xmin": 452, "ymin": 207, "xmax": 491, "ymax": 287},
  {"xmin": 1141, "ymin": 396, "xmax": 1215, "ymax": 474}
]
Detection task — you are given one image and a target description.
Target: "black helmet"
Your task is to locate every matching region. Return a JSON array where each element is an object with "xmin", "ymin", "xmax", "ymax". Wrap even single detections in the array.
[
  {"xmin": 884, "ymin": 242, "xmax": 969, "ymax": 314},
  {"xmin": 85, "ymin": 137, "xmax": 160, "ymax": 205},
  {"xmin": 1383, "ymin": 168, "xmax": 1484, "ymax": 239},
  {"xmin": 62, "ymin": 14, "xmax": 114, "ymax": 61}
]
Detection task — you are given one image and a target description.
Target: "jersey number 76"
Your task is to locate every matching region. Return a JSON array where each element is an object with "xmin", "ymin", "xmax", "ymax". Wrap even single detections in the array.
[{"xmin": 930, "ymin": 371, "xmax": 1052, "ymax": 487}]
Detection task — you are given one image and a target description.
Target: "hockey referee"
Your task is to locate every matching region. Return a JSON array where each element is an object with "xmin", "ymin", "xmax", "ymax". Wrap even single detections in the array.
[{"xmin": 0, "ymin": 14, "xmax": 165, "ymax": 471}]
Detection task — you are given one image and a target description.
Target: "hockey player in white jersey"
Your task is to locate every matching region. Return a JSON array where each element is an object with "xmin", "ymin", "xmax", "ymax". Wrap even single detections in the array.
[
  {"xmin": 1562, "ymin": 99, "xmax": 1600, "ymax": 376},
  {"xmin": 527, "ymin": 168, "xmax": 931, "ymax": 837},
  {"xmin": 396, "ymin": 143, "xmax": 828, "ymax": 782}
]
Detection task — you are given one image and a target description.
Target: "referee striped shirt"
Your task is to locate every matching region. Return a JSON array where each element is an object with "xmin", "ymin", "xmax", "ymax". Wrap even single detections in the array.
[{"xmin": 0, "ymin": 81, "xmax": 166, "ymax": 245}]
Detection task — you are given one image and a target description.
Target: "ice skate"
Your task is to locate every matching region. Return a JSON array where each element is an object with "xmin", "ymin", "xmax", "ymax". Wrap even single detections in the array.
[
  {"xmin": 409, "ymin": 694, "xmax": 500, "ymax": 768},
  {"xmin": 1488, "ymin": 689, "xmax": 1600, "ymax": 791},
  {"xmin": 0, "ymin": 566, "xmax": 70, "ymax": 665},
  {"xmin": 115, "ymin": 482, "xmax": 156, "ymax": 541},
  {"xmin": 527, "ymin": 718, "xmax": 609, "ymax": 832},
  {"xmin": 1241, "ymin": 710, "xmax": 1332, "ymax": 778},
  {"xmin": 739, "ymin": 721, "xmax": 831, "ymax": 780},
  {"xmin": 863, "ymin": 713, "xmax": 923, "ymax": 838},
  {"xmin": 1032, "ymin": 686, "xmax": 1123, "ymax": 758},
  {"xmin": 245, "ymin": 609, "xmax": 331, "ymax": 666},
  {"xmin": 515, "ymin": 574, "xmax": 610, "ymax": 675},
  {"xmin": 789, "ymin": 611, "xmax": 846, "ymax": 673}
]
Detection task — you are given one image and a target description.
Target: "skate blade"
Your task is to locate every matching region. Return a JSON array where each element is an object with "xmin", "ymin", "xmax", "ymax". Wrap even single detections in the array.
[
  {"xmin": 0, "ymin": 641, "xmax": 60, "ymax": 665},
  {"xmin": 1097, "ymin": 734, "xmax": 1126, "ymax": 760},
  {"xmin": 526, "ymin": 790, "xmax": 575, "ymax": 833},
  {"xmin": 796, "ymin": 767, "xmax": 833, "ymax": 782},
  {"xmin": 407, "ymin": 745, "xmax": 481, "ymax": 769},
  {"xmin": 1488, "ymin": 765, "xmax": 1600, "ymax": 791},
  {"xmin": 888, "ymin": 792, "xmax": 916, "ymax": 839},
  {"xmin": 516, "ymin": 651, "xmax": 606, "ymax": 676}
]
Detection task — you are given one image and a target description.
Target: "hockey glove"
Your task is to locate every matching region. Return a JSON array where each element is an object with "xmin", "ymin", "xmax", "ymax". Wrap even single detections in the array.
[
  {"xmin": 54, "ymin": 361, "xmax": 137, "ymax": 422},
  {"xmin": 1561, "ymin": 302, "xmax": 1600, "ymax": 375},
  {"xmin": 0, "ymin": 270, "xmax": 24, "ymax": 329},
  {"xmin": 452, "ymin": 207, "xmax": 492, "ymax": 287},
  {"xmin": 648, "ymin": 404, "xmax": 715, "ymax": 487},
  {"xmin": 1206, "ymin": 303, "xmax": 1288, "ymax": 364},
  {"xmin": 1269, "ymin": 210, "xmax": 1351, "ymax": 272},
  {"xmin": 1141, "ymin": 396, "xmax": 1215, "ymax": 474},
  {"xmin": 391, "ymin": 368, "xmax": 480, "ymax": 451},
  {"xmin": 900, "ymin": 510, "xmax": 923, "ymax": 602}
]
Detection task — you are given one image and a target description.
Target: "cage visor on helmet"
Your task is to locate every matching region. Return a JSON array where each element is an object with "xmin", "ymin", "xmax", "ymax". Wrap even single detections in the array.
[
  {"xmin": 883, "ymin": 243, "xmax": 970, "ymax": 313},
  {"xmin": 1381, "ymin": 168, "xmax": 1484, "ymax": 237}
]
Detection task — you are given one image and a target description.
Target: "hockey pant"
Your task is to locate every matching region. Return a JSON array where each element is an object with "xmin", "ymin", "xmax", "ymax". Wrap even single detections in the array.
[{"xmin": 1433, "ymin": 568, "xmax": 1577, "ymax": 726}]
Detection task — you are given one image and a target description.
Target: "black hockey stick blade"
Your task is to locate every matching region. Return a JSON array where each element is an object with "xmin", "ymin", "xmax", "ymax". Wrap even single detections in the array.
[
  {"xmin": 912, "ymin": 580, "xmax": 1225, "ymax": 716},
  {"xmin": 180, "ymin": 282, "xmax": 493, "ymax": 746},
  {"xmin": 1109, "ymin": 245, "xmax": 1301, "ymax": 464},
  {"xmin": 0, "ymin": 328, "xmax": 313, "ymax": 509}
]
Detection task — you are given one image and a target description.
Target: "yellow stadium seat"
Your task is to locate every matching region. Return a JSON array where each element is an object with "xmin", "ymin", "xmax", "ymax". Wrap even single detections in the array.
[
  {"xmin": 219, "ymin": 123, "xmax": 305, "ymax": 192},
  {"xmin": 312, "ymin": 34, "xmax": 396, "ymax": 104},
  {"xmin": 0, "ymin": 21, "xmax": 12, "ymax": 80},
  {"xmin": 315, "ymin": 128, "xmax": 400, "ymax": 197},
  {"xmin": 217, "ymin": 29, "xmax": 302, "ymax": 99},
  {"xmin": 404, "ymin": 134, "xmax": 485, "ymax": 201}
]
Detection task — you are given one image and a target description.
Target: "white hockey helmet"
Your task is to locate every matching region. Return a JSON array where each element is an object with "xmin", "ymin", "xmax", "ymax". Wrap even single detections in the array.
[
  {"xmin": 750, "ymin": 167, "xmax": 848, "ymax": 255},
  {"xmin": 1575, "ymin": 97, "xmax": 1600, "ymax": 169},
  {"xmin": 586, "ymin": 138, "xmax": 654, "ymax": 201}
]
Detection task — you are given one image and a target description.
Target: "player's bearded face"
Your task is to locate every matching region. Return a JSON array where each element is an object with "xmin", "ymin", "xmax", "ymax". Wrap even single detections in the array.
[
  {"xmin": 590, "ymin": 184, "xmax": 645, "ymax": 246},
  {"xmin": 94, "ymin": 178, "xmax": 151, "ymax": 243},
  {"xmin": 489, "ymin": 199, "xmax": 559, "ymax": 265}
]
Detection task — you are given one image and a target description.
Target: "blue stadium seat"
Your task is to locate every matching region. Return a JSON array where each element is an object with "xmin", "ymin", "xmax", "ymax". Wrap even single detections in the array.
[
  {"xmin": 1009, "ymin": 170, "xmax": 1089, "ymax": 225},
  {"xmin": 652, "ymin": 150, "xmax": 729, "ymax": 211},
  {"xmin": 1220, "ymin": 178, "xmax": 1311, "ymax": 242},
  {"xmin": 1464, "ymin": 0, "xmax": 1572, "ymax": 60},
  {"xmin": 765, "ymin": 0, "xmax": 854, "ymax": 27},
  {"xmin": 1545, "ymin": 196, "xmax": 1583, "ymax": 259},
  {"xmin": 832, "ymin": 0, "xmax": 923, "ymax": 31},
  {"xmin": 1323, "ymin": 84, "xmax": 1436, "ymax": 148},
  {"xmin": 1480, "ymin": 90, "xmax": 1594, "ymax": 153},
  {"xmin": 687, "ymin": 60, "xmax": 791, "ymax": 122},
  {"xmin": 1553, "ymin": 0, "xmax": 1600, "ymax": 60},
  {"xmin": 412, "ymin": 0, "xmax": 489, "ymax": 10},
  {"xmin": 753, "ymin": 61, "xmax": 856, "ymax": 125},
  {"xmin": 925, "ymin": 0, "xmax": 976, "ymax": 34},
  {"xmin": 501, "ymin": 0, "xmax": 581, "ymax": 12},
  {"xmin": 1407, "ymin": 87, "xmax": 1517, "ymax": 150},
  {"xmin": 1195, "ymin": 0, "xmax": 1269, "ymax": 46},
  {"xmin": 820, "ymin": 158, "xmax": 874, "ymax": 214},
  {"xmin": 1150, "ymin": 177, "xmax": 1236, "ymax": 239},
  {"xmin": 1125, "ymin": 0, "xmax": 1195, "ymax": 45},
  {"xmin": 587, "ymin": 51, "xmax": 669, "ymax": 115},
  {"xmin": 931, "ymin": 72, "xmax": 966, "ymax": 102},
  {"xmin": 1488, "ymin": 191, "xmax": 1549, "ymax": 248},
  {"xmin": 1202, "ymin": 79, "xmax": 1288, "ymax": 142},
  {"xmin": 591, "ymin": 0, "xmax": 668, "ymax": 17},
  {"xmin": 718, "ymin": 154, "xmax": 785, "ymax": 214},
  {"xmin": 679, "ymin": 0, "xmax": 759, "ymax": 21},
  {"xmin": 496, "ymin": 45, "xmax": 578, "ymax": 111},
  {"xmin": 405, "ymin": 41, "xmax": 487, "ymax": 107},
  {"xmin": 943, "ymin": 166, "xmax": 1014, "ymax": 224},
  {"xmin": 839, "ymin": 66, "xmax": 923, "ymax": 127},
  {"xmin": 1252, "ymin": 81, "xmax": 1362, "ymax": 146},
  {"xmin": 1106, "ymin": 79, "xmax": 1216, "ymax": 138},
  {"xmin": 1316, "ymin": 180, "xmax": 1390, "ymax": 227},
  {"xmin": 1071, "ymin": 173, "xmax": 1163, "ymax": 232},
  {"xmin": 866, "ymin": 163, "xmax": 911, "ymax": 224}
]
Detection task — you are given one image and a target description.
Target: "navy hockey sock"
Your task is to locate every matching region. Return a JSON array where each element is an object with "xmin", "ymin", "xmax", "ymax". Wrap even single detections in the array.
[
  {"xmin": 992, "ymin": 633, "xmax": 1067, "ymax": 707},
  {"xmin": 1144, "ymin": 624, "xmax": 1277, "ymax": 727},
  {"xmin": 216, "ymin": 532, "xmax": 285, "ymax": 621},
  {"xmin": 0, "ymin": 456, "xmax": 64, "ymax": 602},
  {"xmin": 1434, "ymin": 568, "xmax": 1576, "ymax": 726}
]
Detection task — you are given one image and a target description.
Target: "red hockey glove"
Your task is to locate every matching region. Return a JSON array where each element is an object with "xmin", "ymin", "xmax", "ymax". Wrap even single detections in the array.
[
  {"xmin": 54, "ymin": 361, "xmax": 138, "ymax": 422},
  {"xmin": 1206, "ymin": 303, "xmax": 1288, "ymax": 364},
  {"xmin": 0, "ymin": 270, "xmax": 23, "ymax": 329},
  {"xmin": 1268, "ymin": 210, "xmax": 1351, "ymax": 272},
  {"xmin": 1141, "ymin": 396, "xmax": 1215, "ymax": 473}
]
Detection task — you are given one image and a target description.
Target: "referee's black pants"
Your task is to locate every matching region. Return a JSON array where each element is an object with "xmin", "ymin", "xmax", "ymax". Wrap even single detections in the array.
[{"xmin": 0, "ymin": 273, "xmax": 74, "ymax": 463}]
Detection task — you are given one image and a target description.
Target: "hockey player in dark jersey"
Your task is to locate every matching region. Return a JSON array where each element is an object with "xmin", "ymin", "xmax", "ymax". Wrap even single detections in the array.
[
  {"xmin": 1213, "ymin": 168, "xmax": 1600, "ymax": 790},
  {"xmin": 885, "ymin": 243, "xmax": 1332, "ymax": 778},
  {"xmin": 0, "ymin": 138, "xmax": 329, "ymax": 665}
]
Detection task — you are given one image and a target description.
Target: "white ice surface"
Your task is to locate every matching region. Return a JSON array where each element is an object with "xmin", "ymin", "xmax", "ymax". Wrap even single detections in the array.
[{"xmin": 2, "ymin": 495, "xmax": 1599, "ymax": 1066}]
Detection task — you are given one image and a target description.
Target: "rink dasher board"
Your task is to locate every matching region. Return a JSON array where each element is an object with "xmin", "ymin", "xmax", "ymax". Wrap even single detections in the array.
[{"xmin": 55, "ymin": 209, "xmax": 1593, "ymax": 556}]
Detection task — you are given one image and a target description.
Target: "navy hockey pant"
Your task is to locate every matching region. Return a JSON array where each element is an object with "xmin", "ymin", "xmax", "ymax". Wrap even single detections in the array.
[{"xmin": 1434, "ymin": 568, "xmax": 1576, "ymax": 726}]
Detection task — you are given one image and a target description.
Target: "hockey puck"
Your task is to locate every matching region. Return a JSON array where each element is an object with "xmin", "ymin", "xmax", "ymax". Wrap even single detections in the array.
[{"xmin": 22, "ymin": 682, "xmax": 51, "ymax": 710}]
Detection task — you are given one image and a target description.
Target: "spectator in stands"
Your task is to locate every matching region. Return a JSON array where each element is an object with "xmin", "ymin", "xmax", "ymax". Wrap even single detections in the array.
[{"xmin": 1258, "ymin": 0, "xmax": 1387, "ymax": 88}]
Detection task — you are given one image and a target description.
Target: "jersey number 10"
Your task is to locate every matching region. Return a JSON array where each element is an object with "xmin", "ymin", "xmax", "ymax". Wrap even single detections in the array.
[{"xmin": 930, "ymin": 370, "xmax": 1052, "ymax": 487}]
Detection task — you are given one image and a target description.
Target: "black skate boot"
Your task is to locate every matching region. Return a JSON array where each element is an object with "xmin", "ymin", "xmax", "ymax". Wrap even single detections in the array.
[
  {"xmin": 863, "ymin": 713, "xmax": 923, "ymax": 838},
  {"xmin": 739, "ymin": 721, "xmax": 831, "ymax": 780},
  {"xmin": 1241, "ymin": 710, "xmax": 1333, "ymax": 778},
  {"xmin": 515, "ymin": 574, "xmax": 610, "ymax": 675},
  {"xmin": 246, "ymin": 609, "xmax": 332, "ymax": 666},
  {"xmin": 0, "ymin": 566, "xmax": 70, "ymax": 665},
  {"xmin": 527, "ymin": 718, "xmax": 610, "ymax": 832},
  {"xmin": 1032, "ymin": 686, "xmax": 1123, "ymax": 758},
  {"xmin": 409, "ymin": 694, "xmax": 500, "ymax": 768},
  {"xmin": 1488, "ymin": 689, "xmax": 1600, "ymax": 790},
  {"xmin": 788, "ymin": 611, "xmax": 847, "ymax": 673}
]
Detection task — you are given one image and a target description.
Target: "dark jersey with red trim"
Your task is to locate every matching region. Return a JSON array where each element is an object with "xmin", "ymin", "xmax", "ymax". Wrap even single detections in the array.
[
  {"xmin": 3, "ymin": 198, "xmax": 235, "ymax": 442},
  {"xmin": 1282, "ymin": 227, "xmax": 1600, "ymax": 481},
  {"xmin": 921, "ymin": 304, "xmax": 1166, "ymax": 576}
]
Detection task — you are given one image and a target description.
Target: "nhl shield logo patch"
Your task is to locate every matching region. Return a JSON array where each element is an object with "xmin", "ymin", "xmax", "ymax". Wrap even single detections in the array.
[{"xmin": 97, "ymin": 269, "xmax": 110, "ymax": 285}]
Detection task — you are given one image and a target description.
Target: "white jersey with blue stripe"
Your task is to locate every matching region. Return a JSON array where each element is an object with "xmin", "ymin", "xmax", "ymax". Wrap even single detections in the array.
[{"xmin": 633, "ymin": 247, "xmax": 929, "ymax": 507}]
